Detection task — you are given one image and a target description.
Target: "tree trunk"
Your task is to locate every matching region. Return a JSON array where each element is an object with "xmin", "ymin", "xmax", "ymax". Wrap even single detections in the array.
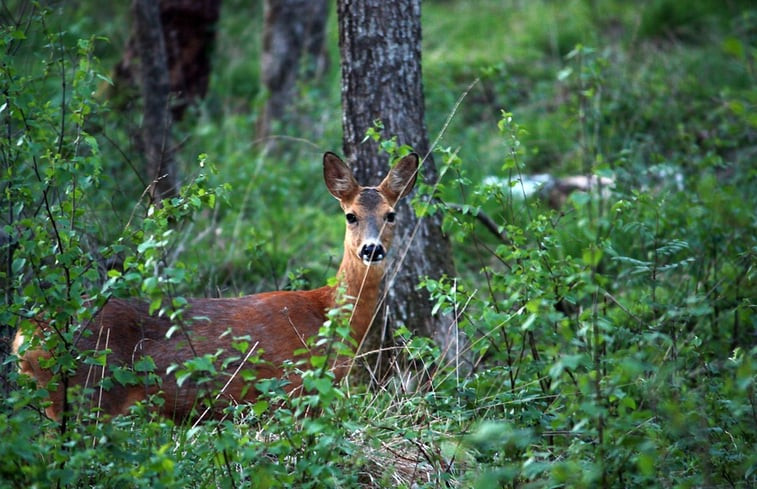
[
  {"xmin": 134, "ymin": 0, "xmax": 177, "ymax": 201},
  {"xmin": 257, "ymin": 0, "xmax": 329, "ymax": 140},
  {"xmin": 158, "ymin": 0, "xmax": 221, "ymax": 119},
  {"xmin": 337, "ymin": 0, "xmax": 460, "ymax": 383},
  {"xmin": 114, "ymin": 0, "xmax": 221, "ymax": 121}
]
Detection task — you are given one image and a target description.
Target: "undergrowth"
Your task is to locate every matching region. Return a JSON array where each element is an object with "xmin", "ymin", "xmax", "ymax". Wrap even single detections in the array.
[{"xmin": 1, "ymin": 1, "xmax": 755, "ymax": 488}]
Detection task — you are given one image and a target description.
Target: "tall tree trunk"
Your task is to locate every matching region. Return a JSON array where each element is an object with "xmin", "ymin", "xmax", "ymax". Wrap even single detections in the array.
[
  {"xmin": 134, "ymin": 0, "xmax": 177, "ymax": 200},
  {"xmin": 257, "ymin": 0, "xmax": 329, "ymax": 140},
  {"xmin": 114, "ymin": 0, "xmax": 221, "ymax": 121},
  {"xmin": 337, "ymin": 0, "xmax": 460, "ymax": 383},
  {"xmin": 157, "ymin": 0, "xmax": 221, "ymax": 120}
]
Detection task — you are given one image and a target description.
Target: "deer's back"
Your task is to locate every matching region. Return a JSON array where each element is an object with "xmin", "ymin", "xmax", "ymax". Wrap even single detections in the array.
[{"xmin": 16, "ymin": 287, "xmax": 334, "ymax": 421}]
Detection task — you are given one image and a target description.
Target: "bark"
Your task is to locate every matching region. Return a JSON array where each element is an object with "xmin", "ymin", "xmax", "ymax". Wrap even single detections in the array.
[
  {"xmin": 134, "ymin": 0, "xmax": 177, "ymax": 200},
  {"xmin": 115, "ymin": 0, "xmax": 221, "ymax": 121},
  {"xmin": 337, "ymin": 0, "xmax": 461, "ymax": 382},
  {"xmin": 159, "ymin": 0, "xmax": 221, "ymax": 119},
  {"xmin": 257, "ymin": 0, "xmax": 329, "ymax": 139}
]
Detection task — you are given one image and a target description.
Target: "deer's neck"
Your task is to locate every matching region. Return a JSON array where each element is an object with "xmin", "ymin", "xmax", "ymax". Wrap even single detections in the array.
[{"xmin": 330, "ymin": 251, "xmax": 385, "ymax": 344}]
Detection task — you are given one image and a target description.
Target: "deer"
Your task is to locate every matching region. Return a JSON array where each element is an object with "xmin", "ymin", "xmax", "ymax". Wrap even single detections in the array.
[{"xmin": 13, "ymin": 152, "xmax": 418, "ymax": 422}]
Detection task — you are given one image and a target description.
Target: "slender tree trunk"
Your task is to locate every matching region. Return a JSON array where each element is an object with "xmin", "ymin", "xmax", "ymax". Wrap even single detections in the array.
[
  {"xmin": 157, "ymin": 0, "xmax": 221, "ymax": 120},
  {"xmin": 134, "ymin": 0, "xmax": 177, "ymax": 200},
  {"xmin": 114, "ymin": 0, "xmax": 221, "ymax": 121},
  {"xmin": 112, "ymin": 0, "xmax": 220, "ymax": 200},
  {"xmin": 257, "ymin": 0, "xmax": 329, "ymax": 140},
  {"xmin": 337, "ymin": 0, "xmax": 460, "ymax": 382}
]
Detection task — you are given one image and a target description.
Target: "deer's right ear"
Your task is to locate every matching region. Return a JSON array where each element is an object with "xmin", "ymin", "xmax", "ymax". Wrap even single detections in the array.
[
  {"xmin": 378, "ymin": 153, "xmax": 419, "ymax": 205},
  {"xmin": 323, "ymin": 152, "xmax": 360, "ymax": 201}
]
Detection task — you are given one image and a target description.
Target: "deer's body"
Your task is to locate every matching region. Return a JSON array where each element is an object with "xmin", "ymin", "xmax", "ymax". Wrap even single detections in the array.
[{"xmin": 13, "ymin": 152, "xmax": 418, "ymax": 422}]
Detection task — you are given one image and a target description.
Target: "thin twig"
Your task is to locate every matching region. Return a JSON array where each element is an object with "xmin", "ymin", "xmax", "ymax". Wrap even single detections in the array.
[
  {"xmin": 191, "ymin": 341, "xmax": 259, "ymax": 430},
  {"xmin": 446, "ymin": 203, "xmax": 510, "ymax": 245}
]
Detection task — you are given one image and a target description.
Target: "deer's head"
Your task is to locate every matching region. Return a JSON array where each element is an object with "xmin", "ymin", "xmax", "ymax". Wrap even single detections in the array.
[{"xmin": 323, "ymin": 152, "xmax": 418, "ymax": 267}]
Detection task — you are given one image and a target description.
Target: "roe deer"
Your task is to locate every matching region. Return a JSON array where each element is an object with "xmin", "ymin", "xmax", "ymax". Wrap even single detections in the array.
[{"xmin": 13, "ymin": 152, "xmax": 418, "ymax": 422}]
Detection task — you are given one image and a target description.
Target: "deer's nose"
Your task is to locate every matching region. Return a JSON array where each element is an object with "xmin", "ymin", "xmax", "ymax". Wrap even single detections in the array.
[{"xmin": 360, "ymin": 243, "xmax": 386, "ymax": 264}]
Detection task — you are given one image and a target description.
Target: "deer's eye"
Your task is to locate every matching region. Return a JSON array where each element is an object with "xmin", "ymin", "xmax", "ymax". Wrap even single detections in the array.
[
  {"xmin": 346, "ymin": 213, "xmax": 358, "ymax": 224},
  {"xmin": 386, "ymin": 212, "xmax": 396, "ymax": 223}
]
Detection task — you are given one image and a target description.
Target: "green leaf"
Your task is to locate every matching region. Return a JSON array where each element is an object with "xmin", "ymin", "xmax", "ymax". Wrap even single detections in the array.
[
  {"xmin": 142, "ymin": 276, "xmax": 158, "ymax": 294},
  {"xmin": 582, "ymin": 245, "xmax": 603, "ymax": 267},
  {"xmin": 722, "ymin": 37, "xmax": 744, "ymax": 59},
  {"xmin": 520, "ymin": 313, "xmax": 537, "ymax": 331},
  {"xmin": 112, "ymin": 366, "xmax": 139, "ymax": 386},
  {"xmin": 253, "ymin": 400, "xmax": 268, "ymax": 416},
  {"xmin": 149, "ymin": 297, "xmax": 162, "ymax": 315},
  {"xmin": 557, "ymin": 66, "xmax": 573, "ymax": 81},
  {"xmin": 304, "ymin": 376, "xmax": 333, "ymax": 396},
  {"xmin": 175, "ymin": 369, "xmax": 191, "ymax": 388},
  {"xmin": 134, "ymin": 356, "xmax": 156, "ymax": 373},
  {"xmin": 638, "ymin": 452, "xmax": 655, "ymax": 476},
  {"xmin": 310, "ymin": 355, "xmax": 327, "ymax": 369}
]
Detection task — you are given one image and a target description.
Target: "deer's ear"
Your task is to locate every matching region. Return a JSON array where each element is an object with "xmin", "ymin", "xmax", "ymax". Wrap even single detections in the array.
[
  {"xmin": 323, "ymin": 152, "xmax": 360, "ymax": 201},
  {"xmin": 379, "ymin": 153, "xmax": 418, "ymax": 204}
]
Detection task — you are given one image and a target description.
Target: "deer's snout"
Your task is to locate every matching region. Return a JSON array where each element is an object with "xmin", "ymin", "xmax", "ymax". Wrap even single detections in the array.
[{"xmin": 360, "ymin": 243, "xmax": 386, "ymax": 264}]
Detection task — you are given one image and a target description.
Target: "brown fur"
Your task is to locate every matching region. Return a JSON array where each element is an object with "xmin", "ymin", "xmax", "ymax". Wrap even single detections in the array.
[{"xmin": 13, "ymin": 152, "xmax": 418, "ymax": 422}]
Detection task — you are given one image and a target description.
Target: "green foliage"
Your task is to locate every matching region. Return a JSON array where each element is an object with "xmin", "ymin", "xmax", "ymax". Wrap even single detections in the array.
[
  {"xmin": 416, "ymin": 33, "xmax": 756, "ymax": 480},
  {"xmin": 2, "ymin": 1, "xmax": 756, "ymax": 488}
]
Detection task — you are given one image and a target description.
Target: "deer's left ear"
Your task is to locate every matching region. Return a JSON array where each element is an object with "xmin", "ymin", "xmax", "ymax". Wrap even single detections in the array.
[
  {"xmin": 323, "ymin": 152, "xmax": 360, "ymax": 202},
  {"xmin": 379, "ymin": 153, "xmax": 418, "ymax": 205}
]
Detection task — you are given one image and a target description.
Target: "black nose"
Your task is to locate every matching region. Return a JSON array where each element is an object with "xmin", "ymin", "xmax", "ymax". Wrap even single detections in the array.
[{"xmin": 360, "ymin": 243, "xmax": 386, "ymax": 262}]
